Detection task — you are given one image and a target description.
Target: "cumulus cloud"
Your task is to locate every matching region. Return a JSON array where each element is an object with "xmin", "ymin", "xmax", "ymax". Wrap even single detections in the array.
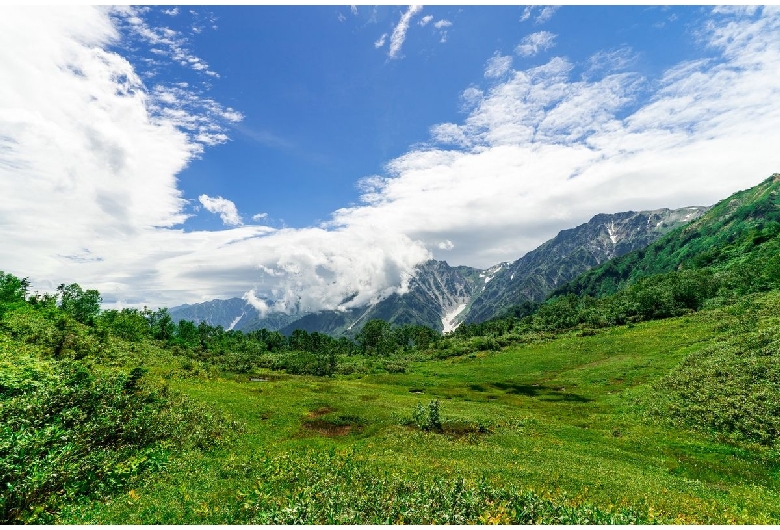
[
  {"xmin": 419, "ymin": 15, "xmax": 433, "ymax": 27},
  {"xmin": 388, "ymin": 5, "xmax": 422, "ymax": 59},
  {"xmin": 328, "ymin": 6, "xmax": 780, "ymax": 270},
  {"xmin": 515, "ymin": 31, "xmax": 557, "ymax": 57},
  {"xmin": 485, "ymin": 53, "xmax": 513, "ymax": 78},
  {"xmin": 460, "ymin": 87, "xmax": 484, "ymax": 110},
  {"xmin": 434, "ymin": 19, "xmax": 452, "ymax": 29},
  {"xmin": 199, "ymin": 195, "xmax": 243, "ymax": 226},
  {"xmin": 4, "ymin": 5, "xmax": 780, "ymax": 317}
]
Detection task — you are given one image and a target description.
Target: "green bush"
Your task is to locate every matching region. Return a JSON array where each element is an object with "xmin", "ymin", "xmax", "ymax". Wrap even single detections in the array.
[
  {"xmin": 0, "ymin": 357, "xmax": 238, "ymax": 523},
  {"xmin": 652, "ymin": 320, "xmax": 780, "ymax": 447}
]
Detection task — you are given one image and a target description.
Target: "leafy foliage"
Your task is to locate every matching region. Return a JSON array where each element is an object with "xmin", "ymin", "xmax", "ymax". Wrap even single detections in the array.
[
  {"xmin": 238, "ymin": 449, "xmax": 658, "ymax": 524},
  {"xmin": 0, "ymin": 355, "xmax": 236, "ymax": 523},
  {"xmin": 650, "ymin": 298, "xmax": 780, "ymax": 446}
]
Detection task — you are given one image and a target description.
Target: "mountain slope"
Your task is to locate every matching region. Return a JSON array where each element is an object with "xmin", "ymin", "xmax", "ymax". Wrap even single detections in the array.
[
  {"xmin": 279, "ymin": 260, "xmax": 487, "ymax": 336},
  {"xmin": 168, "ymin": 298, "xmax": 300, "ymax": 332},
  {"xmin": 555, "ymin": 174, "xmax": 780, "ymax": 299},
  {"xmin": 463, "ymin": 207, "xmax": 708, "ymax": 324}
]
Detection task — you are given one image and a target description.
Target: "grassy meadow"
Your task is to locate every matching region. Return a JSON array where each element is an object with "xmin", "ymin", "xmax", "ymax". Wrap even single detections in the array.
[{"xmin": 46, "ymin": 293, "xmax": 780, "ymax": 524}]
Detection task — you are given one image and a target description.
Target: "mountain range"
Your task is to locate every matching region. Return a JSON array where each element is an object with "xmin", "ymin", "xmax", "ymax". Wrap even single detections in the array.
[{"xmin": 168, "ymin": 206, "xmax": 708, "ymax": 335}]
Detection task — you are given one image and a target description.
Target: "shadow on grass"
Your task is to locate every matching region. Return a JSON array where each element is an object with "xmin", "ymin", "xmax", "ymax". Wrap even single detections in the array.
[{"xmin": 469, "ymin": 381, "xmax": 592, "ymax": 403}]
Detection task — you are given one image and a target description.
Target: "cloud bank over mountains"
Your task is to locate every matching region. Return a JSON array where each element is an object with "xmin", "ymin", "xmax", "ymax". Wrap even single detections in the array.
[{"xmin": 2, "ymin": 6, "xmax": 780, "ymax": 314}]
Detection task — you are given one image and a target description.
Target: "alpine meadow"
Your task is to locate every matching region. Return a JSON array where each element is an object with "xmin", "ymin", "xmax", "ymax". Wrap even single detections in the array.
[{"xmin": 3, "ymin": 5, "xmax": 780, "ymax": 525}]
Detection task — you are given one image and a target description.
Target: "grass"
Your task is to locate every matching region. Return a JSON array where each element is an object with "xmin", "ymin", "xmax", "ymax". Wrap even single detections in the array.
[{"xmin": 45, "ymin": 293, "xmax": 780, "ymax": 523}]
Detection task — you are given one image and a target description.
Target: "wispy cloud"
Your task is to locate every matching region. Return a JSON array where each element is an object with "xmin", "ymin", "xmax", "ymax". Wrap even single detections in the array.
[
  {"xmin": 374, "ymin": 33, "xmax": 387, "ymax": 48},
  {"xmin": 520, "ymin": 6, "xmax": 560, "ymax": 25},
  {"xmin": 515, "ymin": 31, "xmax": 556, "ymax": 57},
  {"xmin": 419, "ymin": 15, "xmax": 433, "ymax": 27},
  {"xmin": 199, "ymin": 195, "xmax": 243, "ymax": 226},
  {"xmin": 585, "ymin": 47, "xmax": 638, "ymax": 78},
  {"xmin": 116, "ymin": 7, "xmax": 219, "ymax": 77},
  {"xmin": 388, "ymin": 5, "xmax": 423, "ymax": 59},
  {"xmin": 328, "ymin": 6, "xmax": 780, "ymax": 272},
  {"xmin": 535, "ymin": 6, "xmax": 559, "ymax": 24},
  {"xmin": 433, "ymin": 19, "xmax": 451, "ymax": 29}
]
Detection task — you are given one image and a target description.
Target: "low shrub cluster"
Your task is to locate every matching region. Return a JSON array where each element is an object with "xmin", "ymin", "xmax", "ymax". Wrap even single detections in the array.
[
  {"xmin": 0, "ymin": 354, "xmax": 237, "ymax": 523},
  {"xmin": 238, "ymin": 449, "xmax": 663, "ymax": 524},
  {"xmin": 652, "ymin": 303, "xmax": 780, "ymax": 447}
]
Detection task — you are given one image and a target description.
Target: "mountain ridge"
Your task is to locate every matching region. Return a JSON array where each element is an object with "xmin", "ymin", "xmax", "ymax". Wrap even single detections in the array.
[{"xmin": 168, "ymin": 206, "xmax": 708, "ymax": 335}]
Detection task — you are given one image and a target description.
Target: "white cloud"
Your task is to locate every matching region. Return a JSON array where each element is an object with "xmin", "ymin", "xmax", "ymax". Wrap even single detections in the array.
[
  {"xmin": 434, "ymin": 19, "xmax": 452, "ymax": 29},
  {"xmin": 515, "ymin": 31, "xmax": 557, "ymax": 57},
  {"xmin": 5, "ymin": 6, "xmax": 780, "ymax": 317},
  {"xmin": 374, "ymin": 33, "xmax": 387, "ymax": 48},
  {"xmin": 535, "ymin": 6, "xmax": 559, "ymax": 24},
  {"xmin": 586, "ymin": 47, "xmax": 637, "ymax": 78},
  {"xmin": 351, "ymin": 5, "xmax": 358, "ymax": 16},
  {"xmin": 163, "ymin": 7, "xmax": 178, "ymax": 16},
  {"xmin": 252, "ymin": 212, "xmax": 269, "ymax": 221},
  {"xmin": 460, "ymin": 87, "xmax": 484, "ymax": 110},
  {"xmin": 116, "ymin": 6, "xmax": 219, "ymax": 78},
  {"xmin": 520, "ymin": 6, "xmax": 559, "ymax": 25},
  {"xmin": 327, "ymin": 6, "xmax": 780, "ymax": 271},
  {"xmin": 199, "ymin": 195, "xmax": 243, "ymax": 226},
  {"xmin": 388, "ymin": 5, "xmax": 423, "ymax": 59},
  {"xmin": 485, "ymin": 53, "xmax": 513, "ymax": 78},
  {"xmin": 419, "ymin": 15, "xmax": 433, "ymax": 27}
]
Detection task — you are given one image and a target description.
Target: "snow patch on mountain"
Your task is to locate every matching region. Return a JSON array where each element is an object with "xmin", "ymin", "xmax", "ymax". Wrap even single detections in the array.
[
  {"xmin": 227, "ymin": 312, "xmax": 245, "ymax": 331},
  {"xmin": 442, "ymin": 303, "xmax": 467, "ymax": 333}
]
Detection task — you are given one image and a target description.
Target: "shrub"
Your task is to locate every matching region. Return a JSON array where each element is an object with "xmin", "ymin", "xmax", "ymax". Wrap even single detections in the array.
[
  {"xmin": 0, "ymin": 357, "xmax": 238, "ymax": 523},
  {"xmin": 412, "ymin": 400, "xmax": 442, "ymax": 432}
]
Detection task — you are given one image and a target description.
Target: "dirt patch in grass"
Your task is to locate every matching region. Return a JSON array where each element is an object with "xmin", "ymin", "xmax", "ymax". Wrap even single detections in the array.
[
  {"xmin": 302, "ymin": 419, "xmax": 354, "ymax": 437},
  {"xmin": 308, "ymin": 406, "xmax": 335, "ymax": 418},
  {"xmin": 300, "ymin": 412, "xmax": 365, "ymax": 437}
]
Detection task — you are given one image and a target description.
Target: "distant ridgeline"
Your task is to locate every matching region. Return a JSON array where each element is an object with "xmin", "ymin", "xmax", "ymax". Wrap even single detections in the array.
[{"xmin": 170, "ymin": 206, "xmax": 708, "ymax": 336}]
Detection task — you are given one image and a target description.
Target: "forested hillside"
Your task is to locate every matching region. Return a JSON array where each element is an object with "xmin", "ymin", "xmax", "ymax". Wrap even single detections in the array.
[{"xmin": 557, "ymin": 174, "xmax": 780, "ymax": 299}]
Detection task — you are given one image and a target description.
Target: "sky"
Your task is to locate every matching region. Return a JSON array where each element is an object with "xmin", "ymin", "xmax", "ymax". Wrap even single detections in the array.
[{"xmin": 2, "ymin": 5, "xmax": 780, "ymax": 314}]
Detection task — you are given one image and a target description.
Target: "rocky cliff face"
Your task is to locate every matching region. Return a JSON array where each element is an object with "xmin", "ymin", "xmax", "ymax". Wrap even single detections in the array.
[
  {"xmin": 279, "ymin": 260, "xmax": 485, "ymax": 336},
  {"xmin": 462, "ymin": 207, "xmax": 708, "ymax": 324}
]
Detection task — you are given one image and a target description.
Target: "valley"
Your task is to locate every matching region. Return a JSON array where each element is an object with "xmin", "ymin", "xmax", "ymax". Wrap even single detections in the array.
[{"xmin": 2, "ymin": 174, "xmax": 780, "ymax": 523}]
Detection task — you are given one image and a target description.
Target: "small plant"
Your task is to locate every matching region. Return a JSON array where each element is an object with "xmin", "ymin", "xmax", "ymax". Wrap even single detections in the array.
[{"xmin": 412, "ymin": 399, "xmax": 442, "ymax": 432}]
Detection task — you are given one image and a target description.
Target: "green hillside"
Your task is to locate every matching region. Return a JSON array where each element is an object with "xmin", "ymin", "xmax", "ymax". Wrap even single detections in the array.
[{"xmin": 556, "ymin": 174, "xmax": 780, "ymax": 299}]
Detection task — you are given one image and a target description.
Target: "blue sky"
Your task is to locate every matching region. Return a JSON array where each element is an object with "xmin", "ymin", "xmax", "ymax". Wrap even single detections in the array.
[
  {"xmin": 2, "ymin": 6, "xmax": 780, "ymax": 312},
  {"xmin": 140, "ymin": 5, "xmax": 708, "ymax": 230}
]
